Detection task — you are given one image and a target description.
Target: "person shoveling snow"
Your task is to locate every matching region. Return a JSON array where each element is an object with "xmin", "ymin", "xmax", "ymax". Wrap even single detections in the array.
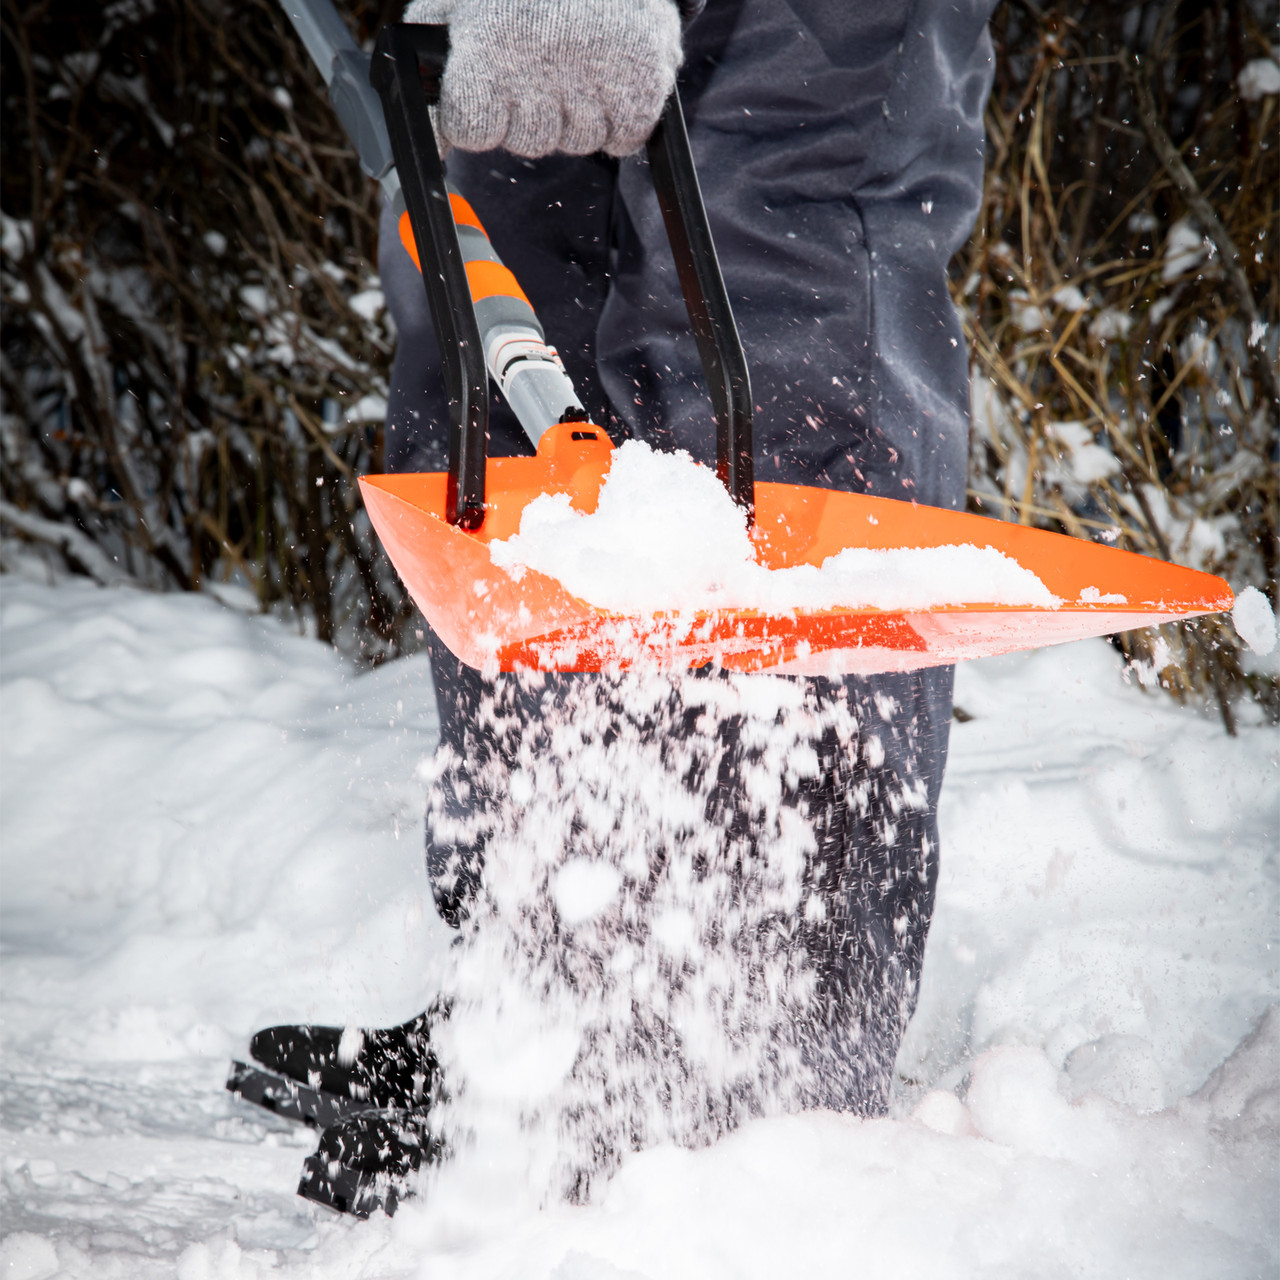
[
  {"xmin": 227, "ymin": 0, "xmax": 998, "ymax": 1217},
  {"xmin": 223, "ymin": 0, "xmax": 1103, "ymax": 1219}
]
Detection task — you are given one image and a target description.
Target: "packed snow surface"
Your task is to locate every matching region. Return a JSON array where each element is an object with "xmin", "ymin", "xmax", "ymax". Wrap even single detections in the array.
[
  {"xmin": 1, "ymin": 557, "xmax": 1277, "ymax": 1279},
  {"xmin": 489, "ymin": 440, "xmax": 1059, "ymax": 612},
  {"xmin": 1233, "ymin": 585, "xmax": 1277, "ymax": 655}
]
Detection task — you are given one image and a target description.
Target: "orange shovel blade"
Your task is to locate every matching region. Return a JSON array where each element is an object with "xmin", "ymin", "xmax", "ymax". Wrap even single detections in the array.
[{"xmin": 359, "ymin": 422, "xmax": 1232, "ymax": 675}]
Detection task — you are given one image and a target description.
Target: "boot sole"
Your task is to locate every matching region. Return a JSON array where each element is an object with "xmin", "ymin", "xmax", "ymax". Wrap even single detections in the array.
[
  {"xmin": 297, "ymin": 1151, "xmax": 404, "ymax": 1218},
  {"xmin": 225, "ymin": 1060, "xmax": 375, "ymax": 1128}
]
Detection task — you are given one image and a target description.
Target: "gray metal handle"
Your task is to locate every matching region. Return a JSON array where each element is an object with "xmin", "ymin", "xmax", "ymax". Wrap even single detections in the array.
[
  {"xmin": 280, "ymin": 0, "xmax": 353, "ymax": 81},
  {"xmin": 280, "ymin": 0, "xmax": 396, "ymax": 184}
]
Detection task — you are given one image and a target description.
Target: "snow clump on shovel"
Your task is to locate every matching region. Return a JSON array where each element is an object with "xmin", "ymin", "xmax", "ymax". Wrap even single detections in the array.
[{"xmin": 489, "ymin": 440, "xmax": 1058, "ymax": 613}]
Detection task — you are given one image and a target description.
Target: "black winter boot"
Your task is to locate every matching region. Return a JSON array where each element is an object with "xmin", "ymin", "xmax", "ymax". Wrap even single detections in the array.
[
  {"xmin": 297, "ymin": 1109, "xmax": 442, "ymax": 1217},
  {"xmin": 226, "ymin": 1008, "xmax": 441, "ymax": 1128}
]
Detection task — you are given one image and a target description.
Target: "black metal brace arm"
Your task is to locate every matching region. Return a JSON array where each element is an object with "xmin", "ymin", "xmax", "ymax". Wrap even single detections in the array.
[
  {"xmin": 371, "ymin": 24, "xmax": 487, "ymax": 529},
  {"xmin": 646, "ymin": 95, "xmax": 755, "ymax": 521}
]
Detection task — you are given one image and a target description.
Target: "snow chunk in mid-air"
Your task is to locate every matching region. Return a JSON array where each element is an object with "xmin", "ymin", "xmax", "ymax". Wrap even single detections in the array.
[
  {"xmin": 1232, "ymin": 586, "xmax": 1277, "ymax": 656},
  {"xmin": 553, "ymin": 858, "xmax": 623, "ymax": 926},
  {"xmin": 488, "ymin": 441, "xmax": 1058, "ymax": 613},
  {"xmin": 1238, "ymin": 58, "xmax": 1280, "ymax": 101}
]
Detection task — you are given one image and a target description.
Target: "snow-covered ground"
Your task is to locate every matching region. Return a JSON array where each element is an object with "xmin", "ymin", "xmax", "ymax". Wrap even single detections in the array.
[{"xmin": 1, "ymin": 562, "xmax": 1276, "ymax": 1279}]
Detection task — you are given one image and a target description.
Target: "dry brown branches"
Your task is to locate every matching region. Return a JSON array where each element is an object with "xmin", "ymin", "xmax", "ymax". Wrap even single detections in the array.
[{"xmin": 957, "ymin": 0, "xmax": 1278, "ymax": 729}]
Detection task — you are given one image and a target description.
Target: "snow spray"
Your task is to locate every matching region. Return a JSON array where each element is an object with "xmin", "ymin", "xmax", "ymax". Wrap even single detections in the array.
[{"xmin": 419, "ymin": 656, "xmax": 929, "ymax": 1204}]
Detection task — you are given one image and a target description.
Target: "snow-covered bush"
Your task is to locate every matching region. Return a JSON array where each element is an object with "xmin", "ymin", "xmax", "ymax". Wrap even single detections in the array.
[
  {"xmin": 0, "ymin": 0, "xmax": 408, "ymax": 656},
  {"xmin": 956, "ymin": 1, "xmax": 1277, "ymax": 729}
]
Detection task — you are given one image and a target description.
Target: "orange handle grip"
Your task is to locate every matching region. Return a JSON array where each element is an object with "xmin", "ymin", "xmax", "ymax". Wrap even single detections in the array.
[{"xmin": 398, "ymin": 204, "xmax": 532, "ymax": 309}]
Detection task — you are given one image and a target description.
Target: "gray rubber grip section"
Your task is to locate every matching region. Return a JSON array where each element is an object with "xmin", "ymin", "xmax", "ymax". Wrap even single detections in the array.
[
  {"xmin": 454, "ymin": 223, "xmax": 502, "ymax": 265},
  {"xmin": 473, "ymin": 293, "xmax": 544, "ymax": 339}
]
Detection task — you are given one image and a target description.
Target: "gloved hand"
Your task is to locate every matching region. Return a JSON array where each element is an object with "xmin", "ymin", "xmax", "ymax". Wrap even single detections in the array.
[{"xmin": 403, "ymin": 0, "xmax": 684, "ymax": 158}]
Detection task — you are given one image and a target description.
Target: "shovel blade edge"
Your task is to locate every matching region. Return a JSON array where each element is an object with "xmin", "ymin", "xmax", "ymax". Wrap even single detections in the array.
[{"xmin": 359, "ymin": 464, "xmax": 1232, "ymax": 675}]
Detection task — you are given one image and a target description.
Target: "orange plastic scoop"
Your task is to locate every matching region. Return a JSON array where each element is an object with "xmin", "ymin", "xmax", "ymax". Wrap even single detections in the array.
[
  {"xmin": 360, "ymin": 420, "xmax": 1232, "ymax": 675},
  {"xmin": 363, "ymin": 30, "xmax": 1230, "ymax": 676}
]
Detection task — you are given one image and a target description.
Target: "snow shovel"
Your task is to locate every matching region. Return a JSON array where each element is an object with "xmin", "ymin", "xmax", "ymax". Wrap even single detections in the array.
[{"xmin": 285, "ymin": 9, "xmax": 1234, "ymax": 675}]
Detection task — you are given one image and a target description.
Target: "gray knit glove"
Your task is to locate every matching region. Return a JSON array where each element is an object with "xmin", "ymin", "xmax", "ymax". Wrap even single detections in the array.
[{"xmin": 402, "ymin": 0, "xmax": 684, "ymax": 157}]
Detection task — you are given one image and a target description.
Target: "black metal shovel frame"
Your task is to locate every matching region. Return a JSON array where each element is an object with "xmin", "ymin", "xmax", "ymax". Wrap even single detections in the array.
[{"xmin": 369, "ymin": 23, "xmax": 755, "ymax": 529}]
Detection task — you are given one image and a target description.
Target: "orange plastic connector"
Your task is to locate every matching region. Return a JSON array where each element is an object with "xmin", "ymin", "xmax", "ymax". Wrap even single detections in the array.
[{"xmin": 359, "ymin": 420, "xmax": 1234, "ymax": 675}]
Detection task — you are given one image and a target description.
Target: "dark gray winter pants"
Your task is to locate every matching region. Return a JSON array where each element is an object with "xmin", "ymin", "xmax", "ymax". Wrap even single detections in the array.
[{"xmin": 379, "ymin": 0, "xmax": 996, "ymax": 1114}]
